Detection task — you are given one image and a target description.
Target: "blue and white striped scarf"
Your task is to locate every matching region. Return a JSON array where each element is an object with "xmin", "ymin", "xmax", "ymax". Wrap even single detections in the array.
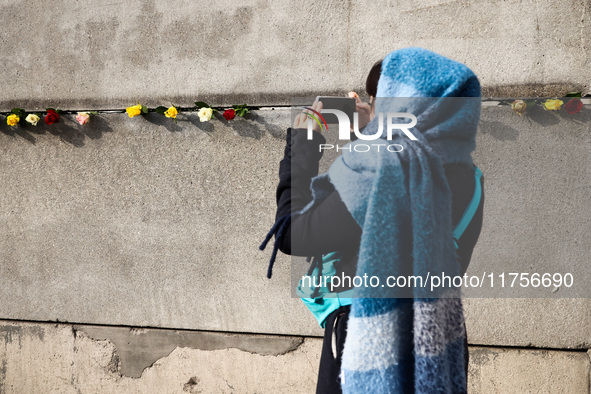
[{"xmin": 304, "ymin": 47, "xmax": 481, "ymax": 393}]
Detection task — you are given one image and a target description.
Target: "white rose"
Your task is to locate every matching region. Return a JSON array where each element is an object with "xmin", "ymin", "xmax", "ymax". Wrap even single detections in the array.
[
  {"xmin": 25, "ymin": 114, "xmax": 40, "ymax": 126},
  {"xmin": 197, "ymin": 107, "xmax": 213, "ymax": 122}
]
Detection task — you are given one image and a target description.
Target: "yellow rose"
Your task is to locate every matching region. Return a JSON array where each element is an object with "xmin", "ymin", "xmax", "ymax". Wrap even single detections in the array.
[
  {"xmin": 25, "ymin": 114, "xmax": 40, "ymax": 126},
  {"xmin": 126, "ymin": 104, "xmax": 143, "ymax": 118},
  {"xmin": 510, "ymin": 100, "xmax": 527, "ymax": 116},
  {"xmin": 197, "ymin": 107, "xmax": 213, "ymax": 122},
  {"xmin": 164, "ymin": 106, "xmax": 178, "ymax": 118},
  {"xmin": 543, "ymin": 99, "xmax": 563, "ymax": 111},
  {"xmin": 6, "ymin": 114, "xmax": 19, "ymax": 126}
]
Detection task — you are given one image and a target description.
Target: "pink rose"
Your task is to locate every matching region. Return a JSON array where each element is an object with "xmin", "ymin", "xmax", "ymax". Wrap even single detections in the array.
[{"xmin": 76, "ymin": 112, "xmax": 90, "ymax": 125}]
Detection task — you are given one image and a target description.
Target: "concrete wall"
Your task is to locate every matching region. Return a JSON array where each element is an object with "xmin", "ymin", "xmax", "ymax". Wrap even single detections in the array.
[
  {"xmin": 1, "ymin": 0, "xmax": 590, "ymax": 392},
  {"xmin": 0, "ymin": 0, "xmax": 589, "ymax": 111},
  {"xmin": 1, "ymin": 320, "xmax": 590, "ymax": 393},
  {"xmin": 1, "ymin": 104, "xmax": 590, "ymax": 392},
  {"xmin": 1, "ymin": 105, "xmax": 590, "ymax": 341}
]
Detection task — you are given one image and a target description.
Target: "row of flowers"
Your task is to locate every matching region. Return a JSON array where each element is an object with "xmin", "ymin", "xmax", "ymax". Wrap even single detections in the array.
[
  {"xmin": 125, "ymin": 102, "xmax": 258, "ymax": 123},
  {"xmin": 508, "ymin": 94, "xmax": 584, "ymax": 116},
  {"xmin": 3, "ymin": 96, "xmax": 586, "ymax": 126},
  {"xmin": 6, "ymin": 108, "xmax": 63, "ymax": 126},
  {"xmin": 3, "ymin": 102, "xmax": 258, "ymax": 127}
]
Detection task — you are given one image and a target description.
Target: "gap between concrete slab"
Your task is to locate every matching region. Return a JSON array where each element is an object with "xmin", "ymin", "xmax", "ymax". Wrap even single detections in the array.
[
  {"xmin": 468, "ymin": 343, "xmax": 591, "ymax": 352},
  {"xmin": 3, "ymin": 97, "xmax": 589, "ymax": 115}
]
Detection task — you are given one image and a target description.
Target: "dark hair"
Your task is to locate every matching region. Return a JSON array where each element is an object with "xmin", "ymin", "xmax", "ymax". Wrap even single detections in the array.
[{"xmin": 365, "ymin": 59, "xmax": 383, "ymax": 97}]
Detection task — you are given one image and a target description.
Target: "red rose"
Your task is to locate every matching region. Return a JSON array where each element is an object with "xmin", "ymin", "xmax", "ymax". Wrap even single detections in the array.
[
  {"xmin": 45, "ymin": 109, "xmax": 60, "ymax": 125},
  {"xmin": 565, "ymin": 98, "xmax": 583, "ymax": 114},
  {"xmin": 223, "ymin": 109, "xmax": 236, "ymax": 120}
]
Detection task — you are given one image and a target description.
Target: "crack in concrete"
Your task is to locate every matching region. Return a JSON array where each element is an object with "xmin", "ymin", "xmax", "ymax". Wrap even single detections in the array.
[
  {"xmin": 586, "ymin": 350, "xmax": 591, "ymax": 394},
  {"xmin": 72, "ymin": 324, "xmax": 305, "ymax": 378},
  {"xmin": 0, "ymin": 359, "xmax": 7, "ymax": 394}
]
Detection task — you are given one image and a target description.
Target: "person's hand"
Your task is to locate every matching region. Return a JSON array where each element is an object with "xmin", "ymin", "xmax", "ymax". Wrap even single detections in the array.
[
  {"xmin": 349, "ymin": 91, "xmax": 373, "ymax": 130},
  {"xmin": 293, "ymin": 100, "xmax": 323, "ymax": 132}
]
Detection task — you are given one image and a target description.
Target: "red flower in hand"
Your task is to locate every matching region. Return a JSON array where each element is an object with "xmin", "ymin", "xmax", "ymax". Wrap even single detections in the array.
[
  {"xmin": 223, "ymin": 109, "xmax": 236, "ymax": 120},
  {"xmin": 45, "ymin": 109, "xmax": 60, "ymax": 125},
  {"xmin": 565, "ymin": 98, "xmax": 583, "ymax": 114}
]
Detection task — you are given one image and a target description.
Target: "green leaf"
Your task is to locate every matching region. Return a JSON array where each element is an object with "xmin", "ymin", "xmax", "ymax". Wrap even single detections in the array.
[
  {"xmin": 195, "ymin": 101, "xmax": 210, "ymax": 109},
  {"xmin": 11, "ymin": 108, "xmax": 26, "ymax": 118},
  {"xmin": 565, "ymin": 92, "xmax": 582, "ymax": 97},
  {"xmin": 140, "ymin": 105, "xmax": 149, "ymax": 114},
  {"xmin": 232, "ymin": 104, "xmax": 246, "ymax": 117},
  {"xmin": 154, "ymin": 106, "xmax": 167, "ymax": 115},
  {"xmin": 231, "ymin": 104, "xmax": 258, "ymax": 117}
]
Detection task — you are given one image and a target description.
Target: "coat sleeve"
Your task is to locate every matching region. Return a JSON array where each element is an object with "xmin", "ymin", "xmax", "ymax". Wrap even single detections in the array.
[{"xmin": 274, "ymin": 128, "xmax": 362, "ymax": 257}]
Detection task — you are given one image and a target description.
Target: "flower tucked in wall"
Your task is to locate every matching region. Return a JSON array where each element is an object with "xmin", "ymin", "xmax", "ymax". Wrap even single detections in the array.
[
  {"xmin": 45, "ymin": 109, "xmax": 60, "ymax": 125},
  {"xmin": 126, "ymin": 103, "xmax": 148, "ymax": 118},
  {"xmin": 6, "ymin": 108, "xmax": 28, "ymax": 126},
  {"xmin": 6, "ymin": 114, "xmax": 19, "ymax": 126},
  {"xmin": 164, "ymin": 106, "xmax": 178, "ymax": 119},
  {"xmin": 197, "ymin": 107, "xmax": 213, "ymax": 122},
  {"xmin": 26, "ymin": 114, "xmax": 40, "ymax": 126},
  {"xmin": 155, "ymin": 105, "xmax": 179, "ymax": 122},
  {"xmin": 195, "ymin": 102, "xmax": 215, "ymax": 122},
  {"xmin": 507, "ymin": 93, "xmax": 584, "ymax": 117},
  {"xmin": 543, "ymin": 99, "xmax": 563, "ymax": 111},
  {"xmin": 565, "ymin": 98, "xmax": 583, "ymax": 114},
  {"xmin": 511, "ymin": 100, "xmax": 528, "ymax": 116},
  {"xmin": 76, "ymin": 112, "xmax": 91, "ymax": 125},
  {"xmin": 3, "ymin": 101, "xmax": 262, "ymax": 129},
  {"xmin": 223, "ymin": 109, "xmax": 236, "ymax": 120}
]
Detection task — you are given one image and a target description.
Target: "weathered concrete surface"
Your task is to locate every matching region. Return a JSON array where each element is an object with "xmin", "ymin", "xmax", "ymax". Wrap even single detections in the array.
[
  {"xmin": 1, "ymin": 320, "xmax": 590, "ymax": 393},
  {"xmin": 0, "ymin": 320, "xmax": 321, "ymax": 393},
  {"xmin": 0, "ymin": 108, "xmax": 325, "ymax": 338},
  {"xmin": 461, "ymin": 104, "xmax": 591, "ymax": 349},
  {"xmin": 1, "ymin": 105, "xmax": 591, "ymax": 349},
  {"xmin": 469, "ymin": 104, "xmax": 591, "ymax": 299},
  {"xmin": 464, "ymin": 298, "xmax": 591, "ymax": 349},
  {"xmin": 468, "ymin": 346, "xmax": 591, "ymax": 393},
  {"xmin": 73, "ymin": 323, "xmax": 304, "ymax": 378},
  {"xmin": 0, "ymin": 0, "xmax": 589, "ymax": 111}
]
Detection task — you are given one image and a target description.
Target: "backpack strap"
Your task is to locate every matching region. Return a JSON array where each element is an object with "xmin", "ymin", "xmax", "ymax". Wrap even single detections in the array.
[{"xmin": 452, "ymin": 165, "xmax": 483, "ymax": 249}]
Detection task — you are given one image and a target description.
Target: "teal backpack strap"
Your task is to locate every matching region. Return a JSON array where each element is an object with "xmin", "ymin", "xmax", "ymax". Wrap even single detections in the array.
[{"xmin": 452, "ymin": 165, "xmax": 483, "ymax": 248}]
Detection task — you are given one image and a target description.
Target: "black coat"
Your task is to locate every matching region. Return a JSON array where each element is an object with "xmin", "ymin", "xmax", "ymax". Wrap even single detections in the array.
[{"xmin": 273, "ymin": 127, "xmax": 484, "ymax": 280}]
